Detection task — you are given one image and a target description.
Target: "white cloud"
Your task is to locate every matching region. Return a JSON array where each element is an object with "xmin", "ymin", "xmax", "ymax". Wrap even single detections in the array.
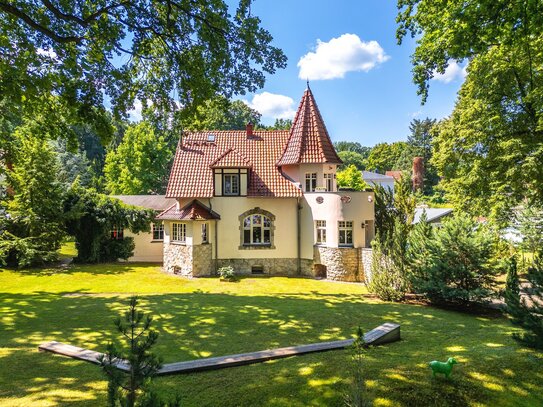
[
  {"xmin": 128, "ymin": 99, "xmax": 144, "ymax": 122},
  {"xmin": 297, "ymin": 33, "xmax": 389, "ymax": 80},
  {"xmin": 432, "ymin": 61, "xmax": 467, "ymax": 83},
  {"xmin": 245, "ymin": 92, "xmax": 295, "ymax": 119}
]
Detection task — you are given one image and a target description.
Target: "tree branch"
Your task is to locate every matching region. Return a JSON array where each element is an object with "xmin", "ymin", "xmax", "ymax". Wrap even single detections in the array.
[
  {"xmin": 0, "ymin": 1, "xmax": 83, "ymax": 43},
  {"xmin": 83, "ymin": 1, "xmax": 132, "ymax": 23},
  {"xmin": 40, "ymin": 0, "xmax": 87, "ymax": 27}
]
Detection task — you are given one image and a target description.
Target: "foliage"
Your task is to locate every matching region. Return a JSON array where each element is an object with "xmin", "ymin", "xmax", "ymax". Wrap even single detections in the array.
[
  {"xmin": 406, "ymin": 211, "xmax": 434, "ymax": 286},
  {"xmin": 104, "ymin": 121, "xmax": 174, "ymax": 195},
  {"xmin": 366, "ymin": 142, "xmax": 410, "ymax": 174},
  {"xmin": 516, "ymin": 204, "xmax": 543, "ymax": 254},
  {"xmin": 338, "ymin": 151, "xmax": 366, "ymax": 171},
  {"xmin": 406, "ymin": 118, "xmax": 439, "ymax": 194},
  {"xmin": 0, "ymin": 130, "xmax": 65, "ymax": 267},
  {"xmin": 398, "ymin": 1, "xmax": 543, "ymax": 219},
  {"xmin": 336, "ymin": 165, "xmax": 368, "ymax": 191},
  {"xmin": 219, "ymin": 265, "xmax": 236, "ymax": 281},
  {"xmin": 369, "ymin": 178, "xmax": 415, "ymax": 301},
  {"xmin": 0, "ymin": 0, "xmax": 286, "ymax": 137},
  {"xmin": 264, "ymin": 118, "xmax": 293, "ymax": 130},
  {"xmin": 506, "ymin": 253, "xmax": 543, "ymax": 349},
  {"xmin": 183, "ymin": 96, "xmax": 262, "ymax": 131},
  {"xmin": 100, "ymin": 297, "xmax": 163, "ymax": 407},
  {"xmin": 64, "ymin": 184, "xmax": 154, "ymax": 263},
  {"xmin": 343, "ymin": 327, "xmax": 371, "ymax": 407},
  {"xmin": 53, "ymin": 139, "xmax": 94, "ymax": 188},
  {"xmin": 409, "ymin": 214, "xmax": 500, "ymax": 305},
  {"xmin": 334, "ymin": 141, "xmax": 371, "ymax": 157}
]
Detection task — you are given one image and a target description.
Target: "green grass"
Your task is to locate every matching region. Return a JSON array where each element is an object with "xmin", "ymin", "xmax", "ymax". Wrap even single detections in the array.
[{"xmin": 0, "ymin": 261, "xmax": 542, "ymax": 406}]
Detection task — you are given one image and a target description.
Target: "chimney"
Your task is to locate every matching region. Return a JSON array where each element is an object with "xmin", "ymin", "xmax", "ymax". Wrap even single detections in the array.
[
  {"xmin": 246, "ymin": 122, "xmax": 254, "ymax": 137},
  {"xmin": 412, "ymin": 156, "xmax": 424, "ymax": 192}
]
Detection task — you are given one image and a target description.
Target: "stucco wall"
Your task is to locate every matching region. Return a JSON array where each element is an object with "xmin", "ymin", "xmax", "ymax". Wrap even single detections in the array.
[{"xmin": 124, "ymin": 230, "xmax": 163, "ymax": 262}]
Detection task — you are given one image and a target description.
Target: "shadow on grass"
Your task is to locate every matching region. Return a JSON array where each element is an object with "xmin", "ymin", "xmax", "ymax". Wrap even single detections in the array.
[
  {"xmin": 0, "ymin": 262, "xmax": 161, "ymax": 276},
  {"xmin": 0, "ymin": 291, "xmax": 542, "ymax": 406}
]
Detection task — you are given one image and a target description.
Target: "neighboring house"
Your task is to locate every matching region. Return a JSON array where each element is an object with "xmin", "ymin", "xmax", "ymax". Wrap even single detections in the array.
[
  {"xmin": 385, "ymin": 170, "xmax": 403, "ymax": 181},
  {"xmin": 112, "ymin": 195, "xmax": 176, "ymax": 262},
  {"xmin": 362, "ymin": 170, "xmax": 395, "ymax": 192},
  {"xmin": 156, "ymin": 87, "xmax": 375, "ymax": 281},
  {"xmin": 413, "ymin": 207, "xmax": 453, "ymax": 226}
]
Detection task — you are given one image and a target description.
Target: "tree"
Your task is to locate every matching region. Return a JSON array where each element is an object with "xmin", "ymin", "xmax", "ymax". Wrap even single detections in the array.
[
  {"xmin": 337, "ymin": 151, "xmax": 366, "ymax": 171},
  {"xmin": 0, "ymin": 0, "xmax": 286, "ymax": 139},
  {"xmin": 104, "ymin": 122, "xmax": 174, "ymax": 195},
  {"xmin": 505, "ymin": 252, "xmax": 543, "ymax": 349},
  {"xmin": 407, "ymin": 118, "xmax": 439, "ymax": 193},
  {"xmin": 334, "ymin": 141, "xmax": 371, "ymax": 157},
  {"xmin": 100, "ymin": 296, "xmax": 163, "ymax": 407},
  {"xmin": 336, "ymin": 165, "xmax": 368, "ymax": 191},
  {"xmin": 397, "ymin": 1, "xmax": 543, "ymax": 219},
  {"xmin": 366, "ymin": 142, "xmax": 410, "ymax": 174},
  {"xmin": 266, "ymin": 118, "xmax": 292, "ymax": 130},
  {"xmin": 64, "ymin": 184, "xmax": 154, "ymax": 263},
  {"xmin": 182, "ymin": 96, "xmax": 262, "ymax": 131},
  {"xmin": 0, "ymin": 129, "xmax": 65, "ymax": 267},
  {"xmin": 369, "ymin": 178, "xmax": 416, "ymax": 301},
  {"xmin": 516, "ymin": 204, "xmax": 543, "ymax": 254},
  {"xmin": 409, "ymin": 214, "xmax": 500, "ymax": 305}
]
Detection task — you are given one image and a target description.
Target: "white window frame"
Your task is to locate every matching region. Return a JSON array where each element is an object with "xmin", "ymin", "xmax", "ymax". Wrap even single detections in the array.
[
  {"xmin": 152, "ymin": 222, "xmax": 164, "ymax": 241},
  {"xmin": 324, "ymin": 173, "xmax": 333, "ymax": 192},
  {"xmin": 171, "ymin": 222, "xmax": 186, "ymax": 243},
  {"xmin": 315, "ymin": 220, "xmax": 326, "ymax": 245},
  {"xmin": 338, "ymin": 221, "xmax": 353, "ymax": 246},
  {"xmin": 305, "ymin": 173, "xmax": 317, "ymax": 192},
  {"xmin": 243, "ymin": 214, "xmax": 272, "ymax": 245},
  {"xmin": 223, "ymin": 173, "xmax": 240, "ymax": 196}
]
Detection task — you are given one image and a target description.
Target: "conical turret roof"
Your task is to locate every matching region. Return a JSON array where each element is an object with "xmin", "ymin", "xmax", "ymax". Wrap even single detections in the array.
[{"xmin": 276, "ymin": 87, "xmax": 342, "ymax": 166}]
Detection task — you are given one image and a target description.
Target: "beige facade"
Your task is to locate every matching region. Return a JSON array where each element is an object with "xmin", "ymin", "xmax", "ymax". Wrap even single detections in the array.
[{"xmin": 124, "ymin": 230, "xmax": 164, "ymax": 262}]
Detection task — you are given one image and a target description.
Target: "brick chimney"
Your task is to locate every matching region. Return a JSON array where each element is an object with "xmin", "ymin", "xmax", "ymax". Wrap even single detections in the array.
[
  {"xmin": 412, "ymin": 156, "xmax": 424, "ymax": 192},
  {"xmin": 246, "ymin": 122, "xmax": 254, "ymax": 137}
]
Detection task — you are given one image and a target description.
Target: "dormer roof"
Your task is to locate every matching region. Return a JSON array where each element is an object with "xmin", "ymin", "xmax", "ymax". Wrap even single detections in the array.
[
  {"xmin": 276, "ymin": 86, "xmax": 342, "ymax": 166},
  {"xmin": 209, "ymin": 148, "xmax": 252, "ymax": 168}
]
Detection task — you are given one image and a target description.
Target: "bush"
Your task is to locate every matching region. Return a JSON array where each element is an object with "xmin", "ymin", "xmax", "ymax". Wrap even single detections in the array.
[
  {"xmin": 218, "ymin": 266, "xmax": 236, "ymax": 281},
  {"xmin": 369, "ymin": 239, "xmax": 407, "ymax": 302},
  {"xmin": 408, "ymin": 214, "xmax": 500, "ymax": 305}
]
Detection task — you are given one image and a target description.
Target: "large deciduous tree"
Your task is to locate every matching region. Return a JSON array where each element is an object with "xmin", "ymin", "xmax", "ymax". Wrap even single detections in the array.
[
  {"xmin": 397, "ymin": 1, "xmax": 543, "ymax": 220},
  {"xmin": 0, "ymin": 0, "xmax": 286, "ymax": 141},
  {"xmin": 104, "ymin": 121, "xmax": 174, "ymax": 195},
  {"xmin": 366, "ymin": 141, "xmax": 410, "ymax": 174}
]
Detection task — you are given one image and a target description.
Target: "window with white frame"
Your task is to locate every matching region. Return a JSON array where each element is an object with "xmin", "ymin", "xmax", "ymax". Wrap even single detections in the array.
[
  {"xmin": 324, "ymin": 173, "xmax": 333, "ymax": 191},
  {"xmin": 152, "ymin": 222, "xmax": 164, "ymax": 240},
  {"xmin": 338, "ymin": 221, "xmax": 353, "ymax": 246},
  {"xmin": 305, "ymin": 173, "xmax": 317, "ymax": 192},
  {"xmin": 201, "ymin": 223, "xmax": 208, "ymax": 243},
  {"xmin": 316, "ymin": 220, "xmax": 326, "ymax": 244},
  {"xmin": 223, "ymin": 173, "xmax": 240, "ymax": 195},
  {"xmin": 243, "ymin": 214, "xmax": 272, "ymax": 245},
  {"xmin": 111, "ymin": 226, "xmax": 124, "ymax": 240},
  {"xmin": 171, "ymin": 223, "xmax": 186, "ymax": 243}
]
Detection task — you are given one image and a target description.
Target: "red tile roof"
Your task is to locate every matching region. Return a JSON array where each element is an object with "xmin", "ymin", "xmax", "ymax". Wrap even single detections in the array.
[
  {"xmin": 166, "ymin": 131, "xmax": 302, "ymax": 198},
  {"xmin": 156, "ymin": 200, "xmax": 221, "ymax": 220},
  {"xmin": 385, "ymin": 170, "xmax": 403, "ymax": 181},
  {"xmin": 276, "ymin": 87, "xmax": 342, "ymax": 166},
  {"xmin": 209, "ymin": 148, "xmax": 252, "ymax": 168}
]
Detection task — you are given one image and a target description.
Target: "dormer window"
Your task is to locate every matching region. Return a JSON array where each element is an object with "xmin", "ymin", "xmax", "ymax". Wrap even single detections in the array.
[
  {"xmin": 214, "ymin": 168, "xmax": 248, "ymax": 196},
  {"xmin": 224, "ymin": 173, "xmax": 240, "ymax": 195}
]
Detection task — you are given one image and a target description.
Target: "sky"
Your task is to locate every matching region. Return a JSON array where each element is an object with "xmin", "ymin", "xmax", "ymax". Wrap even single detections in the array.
[{"xmin": 233, "ymin": 0, "xmax": 467, "ymax": 146}]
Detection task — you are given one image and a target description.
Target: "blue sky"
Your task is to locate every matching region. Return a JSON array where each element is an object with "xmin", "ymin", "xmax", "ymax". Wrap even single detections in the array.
[{"xmin": 236, "ymin": 0, "xmax": 466, "ymax": 146}]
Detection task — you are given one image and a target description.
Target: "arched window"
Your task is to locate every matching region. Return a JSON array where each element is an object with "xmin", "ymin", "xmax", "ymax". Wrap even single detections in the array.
[{"xmin": 239, "ymin": 208, "xmax": 275, "ymax": 248}]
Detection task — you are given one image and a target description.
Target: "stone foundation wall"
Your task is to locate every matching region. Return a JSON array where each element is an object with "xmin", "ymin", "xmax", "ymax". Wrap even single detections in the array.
[
  {"xmin": 164, "ymin": 242, "xmax": 193, "ymax": 277},
  {"xmin": 360, "ymin": 248, "xmax": 373, "ymax": 283},
  {"xmin": 217, "ymin": 258, "xmax": 305, "ymax": 276},
  {"xmin": 193, "ymin": 244, "xmax": 214, "ymax": 276},
  {"xmin": 313, "ymin": 246, "xmax": 372, "ymax": 282}
]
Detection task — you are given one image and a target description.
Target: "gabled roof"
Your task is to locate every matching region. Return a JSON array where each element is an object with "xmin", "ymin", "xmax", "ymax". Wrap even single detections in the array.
[
  {"xmin": 362, "ymin": 171, "xmax": 395, "ymax": 181},
  {"xmin": 111, "ymin": 195, "xmax": 177, "ymax": 211},
  {"xmin": 166, "ymin": 131, "xmax": 302, "ymax": 198},
  {"xmin": 413, "ymin": 208, "xmax": 453, "ymax": 224},
  {"xmin": 156, "ymin": 200, "xmax": 221, "ymax": 220},
  {"xmin": 209, "ymin": 148, "xmax": 252, "ymax": 168},
  {"xmin": 276, "ymin": 86, "xmax": 342, "ymax": 166}
]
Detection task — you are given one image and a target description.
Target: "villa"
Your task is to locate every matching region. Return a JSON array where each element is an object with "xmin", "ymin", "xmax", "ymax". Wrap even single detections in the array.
[{"xmin": 118, "ymin": 87, "xmax": 375, "ymax": 281}]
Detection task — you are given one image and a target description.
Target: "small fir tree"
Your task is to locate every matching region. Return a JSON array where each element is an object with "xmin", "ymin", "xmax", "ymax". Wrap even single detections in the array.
[
  {"xmin": 100, "ymin": 297, "xmax": 163, "ymax": 407},
  {"xmin": 506, "ymin": 253, "xmax": 543, "ymax": 349},
  {"xmin": 344, "ymin": 327, "xmax": 371, "ymax": 407}
]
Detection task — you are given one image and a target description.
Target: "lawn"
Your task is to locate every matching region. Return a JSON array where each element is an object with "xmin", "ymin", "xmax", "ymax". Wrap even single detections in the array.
[{"xmin": 0, "ymin": 257, "xmax": 542, "ymax": 406}]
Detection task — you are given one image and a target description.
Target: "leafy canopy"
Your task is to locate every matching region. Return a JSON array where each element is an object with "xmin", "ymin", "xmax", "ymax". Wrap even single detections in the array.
[
  {"xmin": 0, "ymin": 0, "xmax": 287, "ymax": 138},
  {"xmin": 336, "ymin": 165, "xmax": 368, "ymax": 191}
]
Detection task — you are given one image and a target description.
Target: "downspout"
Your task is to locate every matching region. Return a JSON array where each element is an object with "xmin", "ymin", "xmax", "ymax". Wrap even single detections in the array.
[{"xmin": 297, "ymin": 197, "xmax": 301, "ymax": 276}]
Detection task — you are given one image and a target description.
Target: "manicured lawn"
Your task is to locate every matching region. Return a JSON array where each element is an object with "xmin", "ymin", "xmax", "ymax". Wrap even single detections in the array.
[{"xmin": 0, "ymin": 261, "xmax": 542, "ymax": 406}]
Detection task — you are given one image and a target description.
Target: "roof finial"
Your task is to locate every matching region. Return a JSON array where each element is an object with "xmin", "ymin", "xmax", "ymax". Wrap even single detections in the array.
[{"xmin": 306, "ymin": 79, "xmax": 310, "ymax": 90}]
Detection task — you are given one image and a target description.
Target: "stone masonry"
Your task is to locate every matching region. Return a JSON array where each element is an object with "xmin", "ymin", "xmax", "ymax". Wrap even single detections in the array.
[
  {"xmin": 164, "ymin": 242, "xmax": 214, "ymax": 277},
  {"xmin": 313, "ymin": 246, "xmax": 372, "ymax": 282},
  {"xmin": 217, "ymin": 258, "xmax": 312, "ymax": 276}
]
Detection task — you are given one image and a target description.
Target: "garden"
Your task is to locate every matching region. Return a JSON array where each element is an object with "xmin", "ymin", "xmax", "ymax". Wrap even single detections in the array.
[{"xmin": 0, "ymin": 245, "xmax": 542, "ymax": 406}]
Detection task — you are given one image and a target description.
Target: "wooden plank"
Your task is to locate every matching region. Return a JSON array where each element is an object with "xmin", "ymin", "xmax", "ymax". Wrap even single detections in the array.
[
  {"xmin": 38, "ymin": 341, "xmax": 130, "ymax": 371},
  {"xmin": 38, "ymin": 323, "xmax": 400, "ymax": 375}
]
